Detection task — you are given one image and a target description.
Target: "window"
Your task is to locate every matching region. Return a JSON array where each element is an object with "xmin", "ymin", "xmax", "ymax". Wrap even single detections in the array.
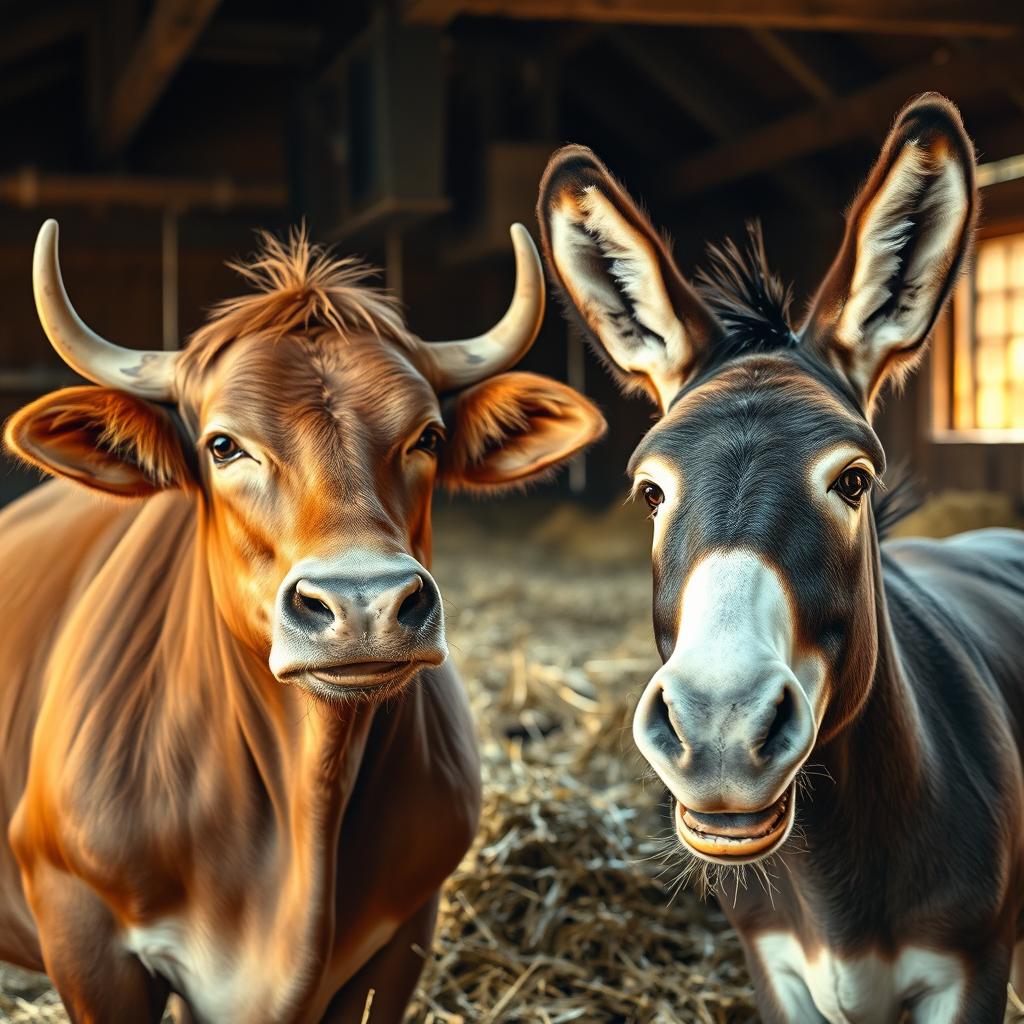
[{"xmin": 944, "ymin": 231, "xmax": 1024, "ymax": 437}]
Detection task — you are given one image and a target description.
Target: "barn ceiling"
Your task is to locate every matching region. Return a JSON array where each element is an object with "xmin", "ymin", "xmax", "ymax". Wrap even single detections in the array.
[{"xmin": 0, "ymin": 0, "xmax": 1021, "ymax": 277}]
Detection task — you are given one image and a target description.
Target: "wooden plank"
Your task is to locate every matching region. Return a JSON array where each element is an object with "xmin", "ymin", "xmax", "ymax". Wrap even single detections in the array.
[
  {"xmin": 0, "ymin": 170, "xmax": 285, "ymax": 210},
  {"xmin": 608, "ymin": 27, "xmax": 838, "ymax": 212},
  {"xmin": 404, "ymin": 0, "xmax": 1022, "ymax": 38},
  {"xmin": 747, "ymin": 27, "xmax": 834, "ymax": 102},
  {"xmin": 0, "ymin": 5, "xmax": 90, "ymax": 66},
  {"xmin": 100, "ymin": 0, "xmax": 221, "ymax": 158},
  {"xmin": 662, "ymin": 40, "xmax": 1024, "ymax": 196},
  {"xmin": 194, "ymin": 19, "xmax": 321, "ymax": 66}
]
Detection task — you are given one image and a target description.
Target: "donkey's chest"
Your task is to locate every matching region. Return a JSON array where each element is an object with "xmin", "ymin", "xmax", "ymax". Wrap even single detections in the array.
[{"xmin": 752, "ymin": 932, "xmax": 965, "ymax": 1024}]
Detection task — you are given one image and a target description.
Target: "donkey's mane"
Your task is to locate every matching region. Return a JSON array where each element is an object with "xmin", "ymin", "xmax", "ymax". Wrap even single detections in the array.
[
  {"xmin": 872, "ymin": 468, "xmax": 921, "ymax": 541},
  {"xmin": 695, "ymin": 221, "xmax": 798, "ymax": 360},
  {"xmin": 182, "ymin": 226, "xmax": 416, "ymax": 374}
]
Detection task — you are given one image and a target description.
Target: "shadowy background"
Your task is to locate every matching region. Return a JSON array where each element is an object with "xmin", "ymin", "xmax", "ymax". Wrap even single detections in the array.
[
  {"xmin": 2, "ymin": 4, "xmax": 1024, "ymax": 1021},
  {"xmin": 1, "ymin": 0, "xmax": 1023, "ymax": 507}
]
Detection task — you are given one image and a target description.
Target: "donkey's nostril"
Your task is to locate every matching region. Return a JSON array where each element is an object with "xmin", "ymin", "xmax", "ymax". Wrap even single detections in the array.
[
  {"xmin": 660, "ymin": 688, "xmax": 688, "ymax": 748},
  {"xmin": 759, "ymin": 685, "xmax": 796, "ymax": 759}
]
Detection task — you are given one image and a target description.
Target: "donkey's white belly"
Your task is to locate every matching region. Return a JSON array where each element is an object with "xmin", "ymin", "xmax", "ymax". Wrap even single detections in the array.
[{"xmin": 753, "ymin": 932, "xmax": 966, "ymax": 1023}]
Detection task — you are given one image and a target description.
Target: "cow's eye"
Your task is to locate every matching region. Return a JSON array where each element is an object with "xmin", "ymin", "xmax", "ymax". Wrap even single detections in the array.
[
  {"xmin": 832, "ymin": 467, "xmax": 872, "ymax": 507},
  {"xmin": 641, "ymin": 482, "xmax": 665, "ymax": 514},
  {"xmin": 412, "ymin": 427, "xmax": 444, "ymax": 455},
  {"xmin": 208, "ymin": 434, "xmax": 246, "ymax": 464}
]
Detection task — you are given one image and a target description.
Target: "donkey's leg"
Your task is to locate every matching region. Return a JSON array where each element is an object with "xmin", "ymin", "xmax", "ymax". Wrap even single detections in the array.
[
  {"xmin": 318, "ymin": 892, "xmax": 439, "ymax": 1024},
  {"xmin": 1009, "ymin": 939, "xmax": 1024, "ymax": 1007},
  {"xmin": 741, "ymin": 935, "xmax": 828, "ymax": 1024},
  {"xmin": 909, "ymin": 947, "xmax": 1011, "ymax": 1024}
]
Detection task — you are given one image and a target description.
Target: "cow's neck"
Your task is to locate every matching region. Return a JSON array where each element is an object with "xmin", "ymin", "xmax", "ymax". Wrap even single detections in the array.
[{"xmin": 167, "ymin": 496, "xmax": 382, "ymax": 983}]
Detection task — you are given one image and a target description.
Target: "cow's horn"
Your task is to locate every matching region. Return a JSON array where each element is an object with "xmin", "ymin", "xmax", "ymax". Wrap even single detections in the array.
[
  {"xmin": 427, "ymin": 223, "xmax": 545, "ymax": 390},
  {"xmin": 33, "ymin": 219, "xmax": 178, "ymax": 401}
]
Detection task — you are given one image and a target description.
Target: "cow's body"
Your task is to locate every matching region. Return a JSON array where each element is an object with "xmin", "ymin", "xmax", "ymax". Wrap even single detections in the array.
[
  {"xmin": 0, "ymin": 480, "xmax": 479, "ymax": 1022},
  {"xmin": 733, "ymin": 528, "xmax": 1024, "ymax": 1022},
  {"xmin": 0, "ymin": 220, "xmax": 604, "ymax": 1021}
]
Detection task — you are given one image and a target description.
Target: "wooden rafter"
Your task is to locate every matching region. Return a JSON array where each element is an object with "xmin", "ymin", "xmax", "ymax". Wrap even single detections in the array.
[
  {"xmin": 194, "ymin": 19, "xmax": 321, "ymax": 66},
  {"xmin": 100, "ymin": 0, "xmax": 221, "ymax": 158},
  {"xmin": 0, "ymin": 5, "xmax": 90, "ymax": 67},
  {"xmin": 608, "ymin": 28, "xmax": 837, "ymax": 213},
  {"xmin": 404, "ymin": 0, "xmax": 1023, "ymax": 39},
  {"xmin": 0, "ymin": 169, "xmax": 286, "ymax": 210},
  {"xmin": 661, "ymin": 39, "xmax": 1024, "ymax": 196},
  {"xmin": 747, "ymin": 28, "xmax": 834, "ymax": 102}
]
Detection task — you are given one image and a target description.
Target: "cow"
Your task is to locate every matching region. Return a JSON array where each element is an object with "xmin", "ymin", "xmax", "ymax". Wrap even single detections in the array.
[
  {"xmin": 0, "ymin": 219, "xmax": 606, "ymax": 1023},
  {"xmin": 536, "ymin": 94, "xmax": 1024, "ymax": 1022}
]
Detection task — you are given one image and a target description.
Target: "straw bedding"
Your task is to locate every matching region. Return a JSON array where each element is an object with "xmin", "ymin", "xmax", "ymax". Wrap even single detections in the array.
[{"xmin": 2, "ymin": 493, "xmax": 1021, "ymax": 1022}]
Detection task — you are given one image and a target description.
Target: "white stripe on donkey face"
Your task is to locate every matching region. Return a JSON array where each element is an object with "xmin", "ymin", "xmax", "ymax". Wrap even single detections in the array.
[
  {"xmin": 632, "ymin": 543, "xmax": 826, "ymax": 863},
  {"xmin": 538, "ymin": 94, "xmax": 1023, "ymax": 1024}
]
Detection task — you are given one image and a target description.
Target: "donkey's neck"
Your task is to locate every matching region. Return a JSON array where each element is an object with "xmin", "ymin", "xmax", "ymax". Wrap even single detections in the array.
[
  {"xmin": 765, "ymin": 540, "xmax": 934, "ymax": 937},
  {"xmin": 815, "ymin": 537, "xmax": 932, "ymax": 816}
]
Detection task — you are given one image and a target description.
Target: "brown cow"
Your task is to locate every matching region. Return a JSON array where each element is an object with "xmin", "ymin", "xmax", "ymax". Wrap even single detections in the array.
[{"xmin": 0, "ymin": 220, "xmax": 605, "ymax": 1023}]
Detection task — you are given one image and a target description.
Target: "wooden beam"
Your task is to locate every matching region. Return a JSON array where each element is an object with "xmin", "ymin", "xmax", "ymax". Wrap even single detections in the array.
[
  {"xmin": 662, "ymin": 40, "xmax": 1024, "ymax": 196},
  {"xmin": 0, "ymin": 169, "xmax": 285, "ymax": 211},
  {"xmin": 608, "ymin": 28, "xmax": 837, "ymax": 213},
  {"xmin": 0, "ymin": 5, "xmax": 90, "ymax": 66},
  {"xmin": 404, "ymin": 0, "xmax": 1023, "ymax": 38},
  {"xmin": 100, "ymin": 0, "xmax": 221, "ymax": 158},
  {"xmin": 747, "ymin": 27, "xmax": 834, "ymax": 102},
  {"xmin": 194, "ymin": 19, "xmax": 321, "ymax": 66}
]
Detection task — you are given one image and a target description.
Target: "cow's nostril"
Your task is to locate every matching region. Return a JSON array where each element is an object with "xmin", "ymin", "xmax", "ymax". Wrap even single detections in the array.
[
  {"xmin": 396, "ymin": 578, "xmax": 434, "ymax": 630},
  {"xmin": 296, "ymin": 591, "xmax": 332, "ymax": 618}
]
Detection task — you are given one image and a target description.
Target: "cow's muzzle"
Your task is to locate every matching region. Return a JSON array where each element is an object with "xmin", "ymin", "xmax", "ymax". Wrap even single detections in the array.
[{"xmin": 269, "ymin": 550, "xmax": 447, "ymax": 700}]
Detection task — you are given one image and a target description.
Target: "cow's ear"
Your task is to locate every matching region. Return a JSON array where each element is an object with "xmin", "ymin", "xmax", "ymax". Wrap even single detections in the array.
[
  {"xmin": 441, "ymin": 372, "xmax": 606, "ymax": 491},
  {"xmin": 537, "ymin": 145, "xmax": 721, "ymax": 412},
  {"xmin": 4, "ymin": 386, "xmax": 191, "ymax": 498},
  {"xmin": 804, "ymin": 93, "xmax": 977, "ymax": 411}
]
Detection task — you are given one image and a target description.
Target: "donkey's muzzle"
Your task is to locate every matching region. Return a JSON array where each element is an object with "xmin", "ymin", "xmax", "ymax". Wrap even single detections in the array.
[{"xmin": 633, "ymin": 668, "xmax": 814, "ymax": 858}]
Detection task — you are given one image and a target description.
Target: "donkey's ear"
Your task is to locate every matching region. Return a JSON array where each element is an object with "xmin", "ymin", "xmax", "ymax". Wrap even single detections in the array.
[
  {"xmin": 4, "ymin": 386, "xmax": 191, "ymax": 498},
  {"xmin": 537, "ymin": 145, "xmax": 721, "ymax": 412},
  {"xmin": 804, "ymin": 93, "xmax": 977, "ymax": 410}
]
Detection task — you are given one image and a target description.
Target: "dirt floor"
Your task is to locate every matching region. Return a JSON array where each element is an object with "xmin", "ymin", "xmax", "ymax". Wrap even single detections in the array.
[{"xmin": 2, "ymin": 492, "xmax": 1023, "ymax": 1022}]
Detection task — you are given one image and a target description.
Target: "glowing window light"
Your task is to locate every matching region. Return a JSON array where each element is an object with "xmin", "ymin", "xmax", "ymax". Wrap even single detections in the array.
[{"xmin": 951, "ymin": 232, "xmax": 1024, "ymax": 433}]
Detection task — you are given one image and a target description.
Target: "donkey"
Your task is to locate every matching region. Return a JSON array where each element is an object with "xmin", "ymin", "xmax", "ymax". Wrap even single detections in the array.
[{"xmin": 537, "ymin": 93, "xmax": 1024, "ymax": 1022}]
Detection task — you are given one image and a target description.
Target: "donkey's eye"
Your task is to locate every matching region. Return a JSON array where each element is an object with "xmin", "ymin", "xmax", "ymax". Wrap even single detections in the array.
[
  {"xmin": 641, "ymin": 482, "xmax": 665, "ymax": 513},
  {"xmin": 832, "ymin": 467, "xmax": 872, "ymax": 506},
  {"xmin": 208, "ymin": 435, "xmax": 246, "ymax": 464},
  {"xmin": 412, "ymin": 427, "xmax": 444, "ymax": 455}
]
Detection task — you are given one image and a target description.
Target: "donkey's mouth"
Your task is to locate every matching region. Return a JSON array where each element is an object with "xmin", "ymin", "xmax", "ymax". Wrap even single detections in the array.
[{"xmin": 675, "ymin": 782, "xmax": 795, "ymax": 862}]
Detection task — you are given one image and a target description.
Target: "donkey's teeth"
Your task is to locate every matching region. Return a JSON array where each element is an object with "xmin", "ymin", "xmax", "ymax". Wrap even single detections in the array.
[{"xmin": 675, "ymin": 783, "xmax": 795, "ymax": 861}]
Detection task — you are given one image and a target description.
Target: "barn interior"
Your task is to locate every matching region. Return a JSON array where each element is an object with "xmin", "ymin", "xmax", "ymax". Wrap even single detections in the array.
[{"xmin": 1, "ymin": 1, "xmax": 1023, "ymax": 1021}]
